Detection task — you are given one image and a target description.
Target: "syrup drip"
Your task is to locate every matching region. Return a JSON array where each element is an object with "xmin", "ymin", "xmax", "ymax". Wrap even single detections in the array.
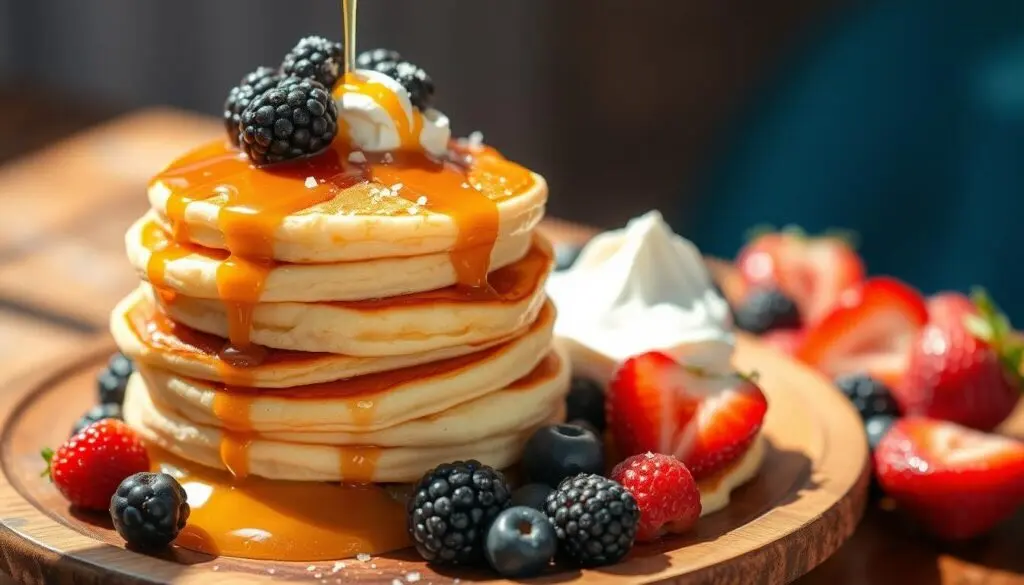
[{"xmin": 155, "ymin": 448, "xmax": 409, "ymax": 561}]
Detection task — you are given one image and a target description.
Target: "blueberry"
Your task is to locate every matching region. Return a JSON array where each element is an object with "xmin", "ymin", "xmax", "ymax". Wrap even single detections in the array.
[
  {"xmin": 567, "ymin": 418, "xmax": 600, "ymax": 438},
  {"xmin": 107, "ymin": 352, "xmax": 135, "ymax": 380},
  {"xmin": 835, "ymin": 373, "xmax": 900, "ymax": 421},
  {"xmin": 865, "ymin": 414, "xmax": 898, "ymax": 452},
  {"xmin": 565, "ymin": 377, "xmax": 605, "ymax": 433},
  {"xmin": 485, "ymin": 506, "xmax": 556, "ymax": 578},
  {"xmin": 511, "ymin": 483, "xmax": 553, "ymax": 511},
  {"xmin": 97, "ymin": 370, "xmax": 128, "ymax": 406},
  {"xmin": 734, "ymin": 288, "xmax": 801, "ymax": 334},
  {"xmin": 522, "ymin": 424, "xmax": 604, "ymax": 488},
  {"xmin": 554, "ymin": 244, "xmax": 582, "ymax": 271},
  {"xmin": 72, "ymin": 403, "xmax": 122, "ymax": 436}
]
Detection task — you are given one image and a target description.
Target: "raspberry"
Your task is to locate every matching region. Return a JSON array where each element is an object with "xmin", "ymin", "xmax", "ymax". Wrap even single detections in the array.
[{"xmin": 610, "ymin": 452, "xmax": 701, "ymax": 542}]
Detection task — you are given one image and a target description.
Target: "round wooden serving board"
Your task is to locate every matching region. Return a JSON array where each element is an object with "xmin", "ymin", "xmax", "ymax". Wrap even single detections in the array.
[{"xmin": 0, "ymin": 338, "xmax": 868, "ymax": 585}]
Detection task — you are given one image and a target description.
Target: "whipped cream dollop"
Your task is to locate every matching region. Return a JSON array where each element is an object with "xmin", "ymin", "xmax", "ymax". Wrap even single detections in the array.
[
  {"xmin": 335, "ymin": 70, "xmax": 451, "ymax": 158},
  {"xmin": 547, "ymin": 211, "xmax": 735, "ymax": 381}
]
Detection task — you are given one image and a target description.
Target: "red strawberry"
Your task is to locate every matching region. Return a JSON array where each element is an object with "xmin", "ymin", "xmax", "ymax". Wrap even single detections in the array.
[
  {"xmin": 736, "ymin": 229, "xmax": 864, "ymax": 324},
  {"xmin": 797, "ymin": 277, "xmax": 928, "ymax": 384},
  {"xmin": 610, "ymin": 452, "xmax": 701, "ymax": 541},
  {"xmin": 42, "ymin": 419, "xmax": 150, "ymax": 510},
  {"xmin": 894, "ymin": 290, "xmax": 1023, "ymax": 431},
  {"xmin": 607, "ymin": 352, "xmax": 768, "ymax": 480},
  {"xmin": 874, "ymin": 417, "xmax": 1024, "ymax": 539}
]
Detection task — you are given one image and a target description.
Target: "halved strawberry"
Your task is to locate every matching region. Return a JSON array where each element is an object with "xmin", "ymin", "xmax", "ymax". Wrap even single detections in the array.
[
  {"xmin": 736, "ymin": 229, "xmax": 865, "ymax": 325},
  {"xmin": 797, "ymin": 277, "xmax": 928, "ymax": 384},
  {"xmin": 607, "ymin": 352, "xmax": 768, "ymax": 480},
  {"xmin": 874, "ymin": 417, "xmax": 1024, "ymax": 539}
]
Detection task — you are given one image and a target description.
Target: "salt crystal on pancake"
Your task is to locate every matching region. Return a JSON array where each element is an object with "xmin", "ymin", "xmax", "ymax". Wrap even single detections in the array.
[
  {"xmin": 407, "ymin": 205, "xmax": 421, "ymax": 215},
  {"xmin": 392, "ymin": 183, "xmax": 404, "ymax": 192},
  {"xmin": 468, "ymin": 131, "xmax": 484, "ymax": 146},
  {"xmin": 383, "ymin": 153, "xmax": 394, "ymax": 163},
  {"xmin": 416, "ymin": 196, "xmax": 427, "ymax": 205},
  {"xmin": 331, "ymin": 562, "xmax": 346, "ymax": 573},
  {"xmin": 406, "ymin": 572, "xmax": 422, "ymax": 582},
  {"xmin": 305, "ymin": 176, "xmax": 317, "ymax": 188},
  {"xmin": 348, "ymin": 151, "xmax": 367, "ymax": 164},
  {"xmin": 266, "ymin": 568, "xmax": 276, "ymax": 575},
  {"xmin": 307, "ymin": 565, "xmax": 317, "ymax": 572},
  {"xmin": 357, "ymin": 553, "xmax": 372, "ymax": 562},
  {"xmin": 392, "ymin": 580, "xmax": 403, "ymax": 585}
]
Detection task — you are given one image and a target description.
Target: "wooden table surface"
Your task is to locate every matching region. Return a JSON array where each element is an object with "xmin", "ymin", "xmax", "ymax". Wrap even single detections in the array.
[{"xmin": 0, "ymin": 109, "xmax": 1021, "ymax": 585}]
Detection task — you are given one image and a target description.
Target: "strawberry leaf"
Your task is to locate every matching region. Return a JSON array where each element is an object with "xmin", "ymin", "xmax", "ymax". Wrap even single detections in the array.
[
  {"xmin": 821, "ymin": 227, "xmax": 861, "ymax": 250},
  {"xmin": 40, "ymin": 447, "xmax": 54, "ymax": 480},
  {"xmin": 743, "ymin": 224, "xmax": 777, "ymax": 243},
  {"xmin": 964, "ymin": 314, "xmax": 994, "ymax": 343},
  {"xmin": 970, "ymin": 287, "xmax": 1024, "ymax": 389}
]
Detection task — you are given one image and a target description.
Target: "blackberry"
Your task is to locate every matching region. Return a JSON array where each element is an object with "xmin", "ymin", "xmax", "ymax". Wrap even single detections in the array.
[
  {"xmin": 239, "ymin": 77, "xmax": 338, "ymax": 165},
  {"xmin": 407, "ymin": 460, "xmax": 512, "ymax": 565},
  {"xmin": 223, "ymin": 67, "xmax": 282, "ymax": 147},
  {"xmin": 72, "ymin": 404, "xmax": 123, "ymax": 436},
  {"xmin": 281, "ymin": 36, "xmax": 344, "ymax": 88},
  {"xmin": 734, "ymin": 288, "xmax": 801, "ymax": 334},
  {"xmin": 544, "ymin": 474, "xmax": 639, "ymax": 567},
  {"xmin": 565, "ymin": 377, "xmax": 605, "ymax": 432},
  {"xmin": 835, "ymin": 373, "xmax": 900, "ymax": 421},
  {"xmin": 356, "ymin": 48, "xmax": 402, "ymax": 70},
  {"xmin": 373, "ymin": 60, "xmax": 435, "ymax": 110},
  {"xmin": 110, "ymin": 472, "xmax": 190, "ymax": 550}
]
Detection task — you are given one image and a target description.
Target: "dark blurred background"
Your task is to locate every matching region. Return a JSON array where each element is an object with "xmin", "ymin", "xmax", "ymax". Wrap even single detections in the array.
[{"xmin": 1, "ymin": 0, "xmax": 1023, "ymax": 316}]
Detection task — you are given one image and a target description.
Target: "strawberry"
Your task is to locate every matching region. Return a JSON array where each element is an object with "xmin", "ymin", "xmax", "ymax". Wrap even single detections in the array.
[
  {"xmin": 610, "ymin": 452, "xmax": 701, "ymax": 542},
  {"xmin": 874, "ymin": 417, "xmax": 1024, "ymax": 539},
  {"xmin": 736, "ymin": 228, "xmax": 865, "ymax": 325},
  {"xmin": 894, "ymin": 290, "xmax": 1023, "ymax": 431},
  {"xmin": 607, "ymin": 352, "xmax": 768, "ymax": 480},
  {"xmin": 797, "ymin": 277, "xmax": 928, "ymax": 384},
  {"xmin": 42, "ymin": 419, "xmax": 150, "ymax": 510}
]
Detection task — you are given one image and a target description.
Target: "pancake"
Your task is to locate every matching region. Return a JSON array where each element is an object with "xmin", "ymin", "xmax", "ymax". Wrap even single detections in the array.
[
  {"xmin": 146, "ymin": 237, "xmax": 552, "ymax": 356},
  {"xmin": 127, "ymin": 346, "xmax": 569, "ymax": 447},
  {"xmin": 698, "ymin": 434, "xmax": 766, "ymax": 517},
  {"xmin": 147, "ymin": 140, "xmax": 548, "ymax": 263},
  {"xmin": 127, "ymin": 214, "xmax": 534, "ymax": 302},
  {"xmin": 136, "ymin": 309, "xmax": 555, "ymax": 433},
  {"xmin": 125, "ymin": 382, "xmax": 564, "ymax": 483},
  {"xmin": 112, "ymin": 290, "xmax": 551, "ymax": 388}
]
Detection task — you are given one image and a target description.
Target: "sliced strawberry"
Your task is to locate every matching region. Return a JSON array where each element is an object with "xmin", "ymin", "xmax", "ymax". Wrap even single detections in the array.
[
  {"xmin": 797, "ymin": 277, "xmax": 928, "ymax": 383},
  {"xmin": 736, "ymin": 229, "xmax": 865, "ymax": 325},
  {"xmin": 894, "ymin": 291, "xmax": 1023, "ymax": 431},
  {"xmin": 607, "ymin": 352, "xmax": 768, "ymax": 480},
  {"xmin": 874, "ymin": 417, "xmax": 1024, "ymax": 539},
  {"xmin": 678, "ymin": 379, "xmax": 768, "ymax": 478}
]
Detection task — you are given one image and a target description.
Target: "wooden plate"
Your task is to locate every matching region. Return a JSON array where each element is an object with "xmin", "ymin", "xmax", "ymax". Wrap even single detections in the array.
[{"xmin": 0, "ymin": 338, "xmax": 869, "ymax": 585}]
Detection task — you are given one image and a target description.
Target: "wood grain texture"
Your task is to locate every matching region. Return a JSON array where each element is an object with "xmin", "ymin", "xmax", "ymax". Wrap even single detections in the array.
[{"xmin": 0, "ymin": 338, "xmax": 868, "ymax": 585}]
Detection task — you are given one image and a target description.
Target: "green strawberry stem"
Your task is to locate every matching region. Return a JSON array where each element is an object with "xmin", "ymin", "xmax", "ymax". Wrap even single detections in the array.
[
  {"xmin": 40, "ymin": 447, "xmax": 54, "ymax": 480},
  {"xmin": 966, "ymin": 287, "xmax": 1024, "ymax": 389},
  {"xmin": 742, "ymin": 224, "xmax": 860, "ymax": 249}
]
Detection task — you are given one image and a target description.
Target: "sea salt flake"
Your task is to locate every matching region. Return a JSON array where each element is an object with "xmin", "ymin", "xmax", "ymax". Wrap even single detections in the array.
[
  {"xmin": 314, "ymin": 572, "xmax": 323, "ymax": 578},
  {"xmin": 370, "ymin": 563, "xmax": 378, "ymax": 569},
  {"xmin": 348, "ymin": 151, "xmax": 367, "ymax": 164},
  {"xmin": 416, "ymin": 196, "xmax": 427, "ymax": 206},
  {"xmin": 266, "ymin": 568, "xmax": 276, "ymax": 575},
  {"xmin": 382, "ymin": 153, "xmax": 394, "ymax": 163},
  {"xmin": 460, "ymin": 182, "xmax": 470, "ymax": 189},
  {"xmin": 331, "ymin": 562, "xmax": 347, "ymax": 573},
  {"xmin": 393, "ymin": 580, "xmax": 404, "ymax": 585},
  {"xmin": 305, "ymin": 176, "xmax": 317, "ymax": 189},
  {"xmin": 468, "ymin": 131, "xmax": 484, "ymax": 146},
  {"xmin": 391, "ymin": 182, "xmax": 404, "ymax": 192},
  {"xmin": 407, "ymin": 206, "xmax": 420, "ymax": 215},
  {"xmin": 307, "ymin": 565, "xmax": 318, "ymax": 572},
  {"xmin": 357, "ymin": 553, "xmax": 372, "ymax": 562},
  {"xmin": 405, "ymin": 571, "xmax": 422, "ymax": 582},
  {"xmin": 379, "ymin": 188, "xmax": 394, "ymax": 198}
]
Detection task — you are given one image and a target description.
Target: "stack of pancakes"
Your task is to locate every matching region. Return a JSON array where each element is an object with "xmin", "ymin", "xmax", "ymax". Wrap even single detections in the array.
[{"xmin": 112, "ymin": 141, "xmax": 567, "ymax": 484}]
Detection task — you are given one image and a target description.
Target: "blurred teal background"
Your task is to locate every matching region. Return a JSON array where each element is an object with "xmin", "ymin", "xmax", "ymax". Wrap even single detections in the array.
[{"xmin": 687, "ymin": 0, "xmax": 1024, "ymax": 318}]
